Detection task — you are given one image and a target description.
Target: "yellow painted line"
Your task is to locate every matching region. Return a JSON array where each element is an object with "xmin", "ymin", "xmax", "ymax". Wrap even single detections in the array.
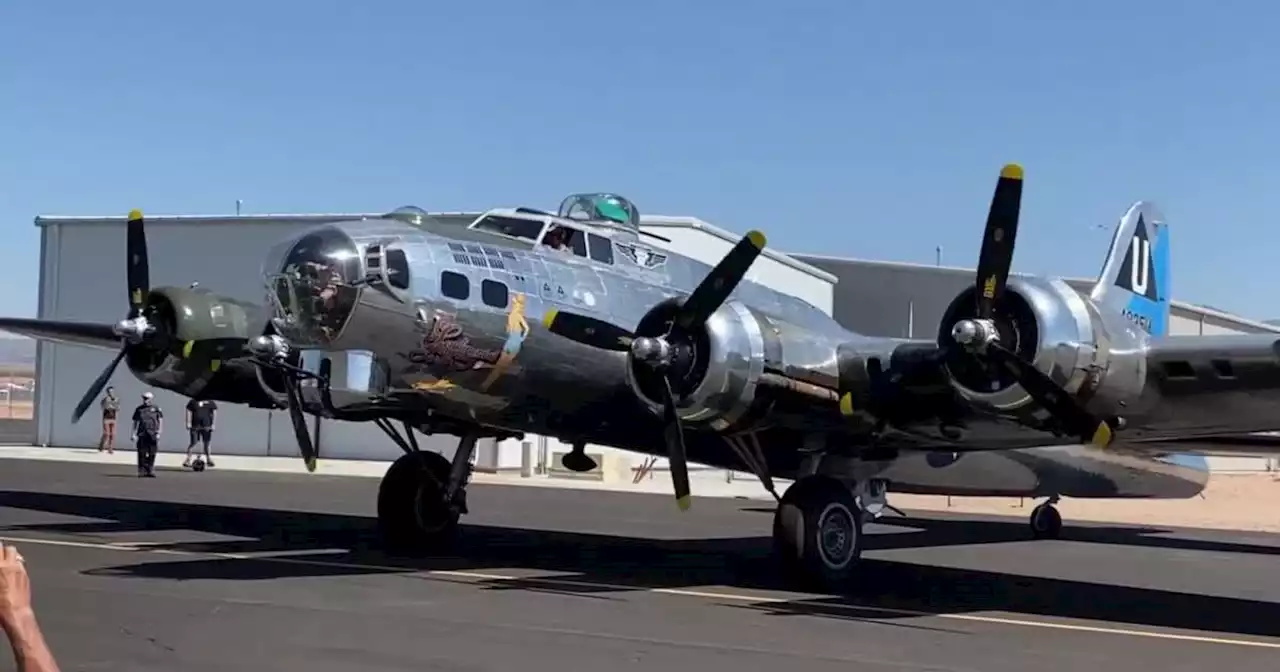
[{"xmin": 5, "ymin": 534, "xmax": 1279, "ymax": 650}]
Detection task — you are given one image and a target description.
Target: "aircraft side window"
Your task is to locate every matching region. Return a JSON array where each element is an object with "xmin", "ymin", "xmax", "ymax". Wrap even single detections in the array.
[
  {"xmin": 567, "ymin": 228, "xmax": 587, "ymax": 257},
  {"xmin": 472, "ymin": 215, "xmax": 545, "ymax": 243},
  {"xmin": 440, "ymin": 270, "xmax": 470, "ymax": 301},
  {"xmin": 543, "ymin": 225, "xmax": 588, "ymax": 258},
  {"xmin": 587, "ymin": 233, "xmax": 614, "ymax": 264},
  {"xmin": 386, "ymin": 248, "xmax": 410, "ymax": 290},
  {"xmin": 481, "ymin": 279, "xmax": 509, "ymax": 308}
]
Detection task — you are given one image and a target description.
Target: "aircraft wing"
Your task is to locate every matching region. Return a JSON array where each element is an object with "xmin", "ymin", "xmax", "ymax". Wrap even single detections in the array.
[
  {"xmin": 0, "ymin": 317, "xmax": 121, "ymax": 351},
  {"xmin": 1126, "ymin": 333, "xmax": 1280, "ymax": 439}
]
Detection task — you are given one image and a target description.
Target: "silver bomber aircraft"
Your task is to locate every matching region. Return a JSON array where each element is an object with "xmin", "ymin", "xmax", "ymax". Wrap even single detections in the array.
[{"xmin": 6, "ymin": 164, "xmax": 1280, "ymax": 588}]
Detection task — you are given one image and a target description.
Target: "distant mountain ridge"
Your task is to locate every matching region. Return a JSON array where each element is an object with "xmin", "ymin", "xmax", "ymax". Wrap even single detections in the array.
[{"xmin": 0, "ymin": 338, "xmax": 36, "ymax": 366}]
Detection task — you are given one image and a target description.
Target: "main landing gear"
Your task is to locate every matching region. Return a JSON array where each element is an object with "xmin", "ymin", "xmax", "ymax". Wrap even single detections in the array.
[
  {"xmin": 371, "ymin": 418, "xmax": 477, "ymax": 550},
  {"xmin": 772, "ymin": 476, "xmax": 865, "ymax": 588}
]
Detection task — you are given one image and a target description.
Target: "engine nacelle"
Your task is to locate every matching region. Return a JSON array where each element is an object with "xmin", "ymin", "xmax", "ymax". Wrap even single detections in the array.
[
  {"xmin": 122, "ymin": 285, "xmax": 285, "ymax": 409},
  {"xmin": 625, "ymin": 298, "xmax": 779, "ymax": 431},
  {"xmin": 936, "ymin": 276, "xmax": 1149, "ymax": 421}
]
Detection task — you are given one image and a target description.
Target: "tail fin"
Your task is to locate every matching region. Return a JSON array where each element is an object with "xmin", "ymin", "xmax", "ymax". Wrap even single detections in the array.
[{"xmin": 1089, "ymin": 201, "xmax": 1170, "ymax": 337}]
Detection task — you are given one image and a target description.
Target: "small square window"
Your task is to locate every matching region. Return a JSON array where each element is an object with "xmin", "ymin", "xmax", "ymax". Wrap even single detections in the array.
[
  {"xmin": 481, "ymin": 279, "xmax": 509, "ymax": 308},
  {"xmin": 441, "ymin": 271, "xmax": 469, "ymax": 300},
  {"xmin": 588, "ymin": 233, "xmax": 614, "ymax": 264}
]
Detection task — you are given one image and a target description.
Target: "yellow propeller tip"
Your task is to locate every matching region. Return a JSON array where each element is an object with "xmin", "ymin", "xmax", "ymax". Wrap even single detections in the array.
[
  {"xmin": 1090, "ymin": 422, "xmax": 1113, "ymax": 447},
  {"xmin": 838, "ymin": 392, "xmax": 855, "ymax": 417},
  {"xmin": 305, "ymin": 457, "xmax": 318, "ymax": 472},
  {"xmin": 745, "ymin": 230, "xmax": 767, "ymax": 249},
  {"xmin": 128, "ymin": 209, "xmax": 143, "ymax": 220},
  {"xmin": 676, "ymin": 495, "xmax": 691, "ymax": 511},
  {"xmin": 1000, "ymin": 164, "xmax": 1024, "ymax": 180},
  {"xmin": 182, "ymin": 341, "xmax": 194, "ymax": 358},
  {"xmin": 541, "ymin": 307, "xmax": 559, "ymax": 329}
]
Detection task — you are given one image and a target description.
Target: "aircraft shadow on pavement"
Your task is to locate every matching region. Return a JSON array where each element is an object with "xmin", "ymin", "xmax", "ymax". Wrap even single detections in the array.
[
  {"xmin": 737, "ymin": 505, "xmax": 1280, "ymax": 556},
  {"xmin": 1, "ymin": 489, "xmax": 1279, "ymax": 639}
]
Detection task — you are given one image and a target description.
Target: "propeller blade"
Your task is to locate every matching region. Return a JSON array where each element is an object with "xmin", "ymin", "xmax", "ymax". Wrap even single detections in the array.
[
  {"xmin": 72, "ymin": 348, "xmax": 127, "ymax": 424},
  {"xmin": 674, "ymin": 231, "xmax": 767, "ymax": 330},
  {"xmin": 984, "ymin": 344, "xmax": 1113, "ymax": 447},
  {"xmin": 282, "ymin": 381, "xmax": 318, "ymax": 472},
  {"xmin": 659, "ymin": 376, "xmax": 692, "ymax": 511},
  {"xmin": 973, "ymin": 165, "xmax": 1023, "ymax": 319},
  {"xmin": 542, "ymin": 307, "xmax": 635, "ymax": 351},
  {"xmin": 126, "ymin": 209, "xmax": 150, "ymax": 319}
]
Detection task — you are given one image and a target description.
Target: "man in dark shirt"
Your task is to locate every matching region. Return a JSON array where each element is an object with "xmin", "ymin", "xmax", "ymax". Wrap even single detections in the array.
[
  {"xmin": 184, "ymin": 397, "xmax": 217, "ymax": 468},
  {"xmin": 130, "ymin": 392, "xmax": 163, "ymax": 478}
]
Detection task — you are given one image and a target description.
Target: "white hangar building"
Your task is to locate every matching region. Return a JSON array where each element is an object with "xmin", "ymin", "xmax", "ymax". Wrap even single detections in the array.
[
  {"xmin": 29, "ymin": 209, "xmax": 835, "ymax": 468},
  {"xmin": 29, "ymin": 209, "xmax": 1279, "ymax": 471}
]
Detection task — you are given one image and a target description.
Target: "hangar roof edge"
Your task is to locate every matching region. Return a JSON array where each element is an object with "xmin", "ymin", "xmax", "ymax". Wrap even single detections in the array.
[
  {"xmin": 792, "ymin": 252, "xmax": 1280, "ymax": 334},
  {"xmin": 639, "ymin": 215, "xmax": 837, "ymax": 283},
  {"xmin": 34, "ymin": 211, "xmax": 838, "ymax": 285}
]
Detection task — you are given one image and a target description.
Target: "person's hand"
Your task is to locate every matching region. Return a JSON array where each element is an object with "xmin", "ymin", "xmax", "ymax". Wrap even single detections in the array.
[
  {"xmin": 129, "ymin": 435, "xmax": 136, "ymax": 442},
  {"xmin": 0, "ymin": 542, "xmax": 31, "ymax": 625}
]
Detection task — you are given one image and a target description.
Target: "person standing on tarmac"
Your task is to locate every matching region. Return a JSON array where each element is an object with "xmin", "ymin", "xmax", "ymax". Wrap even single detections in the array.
[
  {"xmin": 183, "ymin": 397, "xmax": 217, "ymax": 468},
  {"xmin": 97, "ymin": 387, "xmax": 118, "ymax": 453},
  {"xmin": 130, "ymin": 392, "xmax": 163, "ymax": 478}
]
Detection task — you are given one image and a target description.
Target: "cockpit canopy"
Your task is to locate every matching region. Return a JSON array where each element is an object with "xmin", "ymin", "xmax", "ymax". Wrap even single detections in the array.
[
  {"xmin": 557, "ymin": 193, "xmax": 639, "ymax": 230},
  {"xmin": 384, "ymin": 205, "xmax": 434, "ymax": 227},
  {"xmin": 465, "ymin": 193, "xmax": 642, "ymax": 261}
]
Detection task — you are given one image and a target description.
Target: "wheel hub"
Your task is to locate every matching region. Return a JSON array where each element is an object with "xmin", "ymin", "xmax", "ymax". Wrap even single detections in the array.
[
  {"xmin": 412, "ymin": 482, "xmax": 453, "ymax": 533},
  {"xmin": 816, "ymin": 503, "xmax": 856, "ymax": 568}
]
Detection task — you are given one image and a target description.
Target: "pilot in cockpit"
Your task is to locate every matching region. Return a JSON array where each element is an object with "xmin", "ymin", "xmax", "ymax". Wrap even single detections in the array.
[{"xmin": 542, "ymin": 226, "xmax": 572, "ymax": 252}]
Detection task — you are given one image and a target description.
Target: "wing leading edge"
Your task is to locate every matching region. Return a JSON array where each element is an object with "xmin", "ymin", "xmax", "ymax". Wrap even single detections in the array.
[{"xmin": 0, "ymin": 318, "xmax": 121, "ymax": 351}]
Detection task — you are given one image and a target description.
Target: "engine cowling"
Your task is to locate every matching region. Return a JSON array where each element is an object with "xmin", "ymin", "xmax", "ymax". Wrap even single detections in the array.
[
  {"xmin": 624, "ymin": 298, "xmax": 778, "ymax": 431},
  {"xmin": 122, "ymin": 285, "xmax": 285, "ymax": 409},
  {"xmin": 936, "ymin": 276, "xmax": 1148, "ymax": 421}
]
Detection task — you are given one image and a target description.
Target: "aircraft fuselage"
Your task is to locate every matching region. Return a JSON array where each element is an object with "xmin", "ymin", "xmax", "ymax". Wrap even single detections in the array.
[{"xmin": 251, "ymin": 211, "xmax": 1222, "ymax": 500}]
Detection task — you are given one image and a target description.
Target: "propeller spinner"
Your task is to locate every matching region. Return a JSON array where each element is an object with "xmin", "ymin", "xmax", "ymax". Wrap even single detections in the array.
[{"xmin": 543, "ymin": 231, "xmax": 769, "ymax": 510}]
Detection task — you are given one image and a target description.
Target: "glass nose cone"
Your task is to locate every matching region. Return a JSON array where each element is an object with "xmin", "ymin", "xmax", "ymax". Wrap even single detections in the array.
[{"xmin": 265, "ymin": 226, "xmax": 363, "ymax": 346}]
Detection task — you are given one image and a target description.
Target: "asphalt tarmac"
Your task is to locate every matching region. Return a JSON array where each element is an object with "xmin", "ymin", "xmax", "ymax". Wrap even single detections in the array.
[{"xmin": 0, "ymin": 458, "xmax": 1278, "ymax": 671}]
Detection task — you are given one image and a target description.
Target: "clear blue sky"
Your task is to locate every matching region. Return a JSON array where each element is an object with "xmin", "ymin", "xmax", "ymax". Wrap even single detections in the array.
[{"xmin": 3, "ymin": 1, "xmax": 1278, "ymax": 321}]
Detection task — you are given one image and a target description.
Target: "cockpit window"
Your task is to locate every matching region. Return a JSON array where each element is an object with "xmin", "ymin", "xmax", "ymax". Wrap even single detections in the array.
[
  {"xmin": 386, "ymin": 248, "xmax": 410, "ymax": 290},
  {"xmin": 540, "ymin": 224, "xmax": 587, "ymax": 258},
  {"xmin": 471, "ymin": 215, "xmax": 545, "ymax": 243}
]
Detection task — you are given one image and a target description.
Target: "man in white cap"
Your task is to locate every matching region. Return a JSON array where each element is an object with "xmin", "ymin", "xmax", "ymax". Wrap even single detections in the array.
[{"xmin": 130, "ymin": 392, "xmax": 163, "ymax": 477}]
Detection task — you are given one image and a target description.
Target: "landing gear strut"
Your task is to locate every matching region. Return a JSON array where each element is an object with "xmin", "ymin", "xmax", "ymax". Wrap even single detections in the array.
[
  {"xmin": 1029, "ymin": 495, "xmax": 1062, "ymax": 540},
  {"xmin": 373, "ymin": 419, "xmax": 479, "ymax": 551},
  {"xmin": 772, "ymin": 476, "xmax": 864, "ymax": 588}
]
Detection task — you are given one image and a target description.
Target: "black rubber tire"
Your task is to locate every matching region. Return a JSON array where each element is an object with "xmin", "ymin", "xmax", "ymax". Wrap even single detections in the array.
[
  {"xmin": 772, "ymin": 476, "xmax": 864, "ymax": 589},
  {"xmin": 1029, "ymin": 503, "xmax": 1063, "ymax": 540},
  {"xmin": 377, "ymin": 451, "xmax": 460, "ymax": 552}
]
